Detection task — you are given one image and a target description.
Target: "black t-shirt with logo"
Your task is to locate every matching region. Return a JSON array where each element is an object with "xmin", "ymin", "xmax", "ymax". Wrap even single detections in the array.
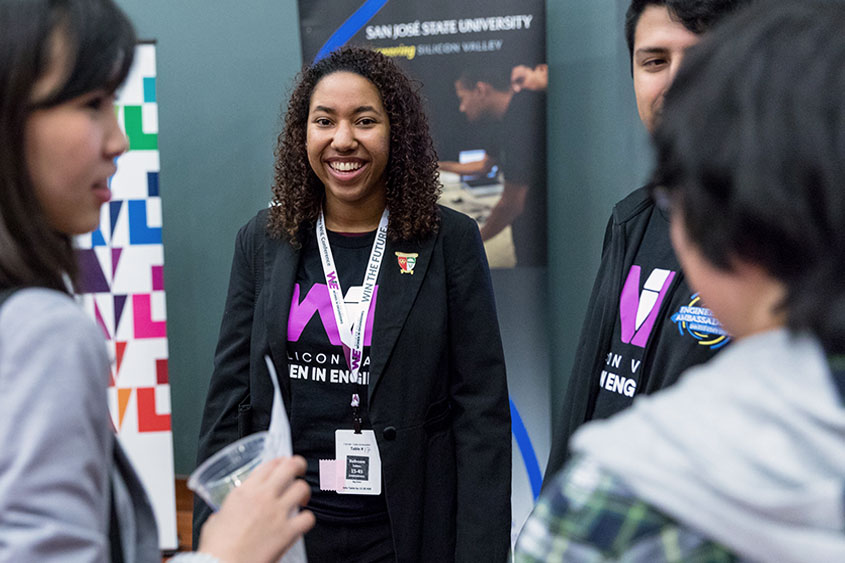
[
  {"xmin": 287, "ymin": 229, "xmax": 387, "ymax": 522},
  {"xmin": 589, "ymin": 206, "xmax": 731, "ymax": 420}
]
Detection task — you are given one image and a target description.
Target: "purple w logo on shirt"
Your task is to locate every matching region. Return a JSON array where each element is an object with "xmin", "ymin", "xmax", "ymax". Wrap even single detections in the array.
[
  {"xmin": 287, "ymin": 283, "xmax": 378, "ymax": 345},
  {"xmin": 619, "ymin": 266, "xmax": 676, "ymax": 348}
]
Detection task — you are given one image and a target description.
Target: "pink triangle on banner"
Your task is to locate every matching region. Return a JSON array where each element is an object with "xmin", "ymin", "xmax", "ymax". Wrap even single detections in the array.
[
  {"xmin": 111, "ymin": 248, "xmax": 122, "ymax": 278},
  {"xmin": 94, "ymin": 301, "xmax": 111, "ymax": 340}
]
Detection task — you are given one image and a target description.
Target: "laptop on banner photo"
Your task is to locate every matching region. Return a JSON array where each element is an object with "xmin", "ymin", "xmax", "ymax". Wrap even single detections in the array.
[{"xmin": 459, "ymin": 149, "xmax": 501, "ymax": 191}]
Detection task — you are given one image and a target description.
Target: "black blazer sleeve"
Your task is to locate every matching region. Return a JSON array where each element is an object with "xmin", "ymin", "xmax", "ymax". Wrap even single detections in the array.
[
  {"xmin": 544, "ymin": 188, "xmax": 655, "ymax": 483},
  {"xmin": 444, "ymin": 213, "xmax": 511, "ymax": 561}
]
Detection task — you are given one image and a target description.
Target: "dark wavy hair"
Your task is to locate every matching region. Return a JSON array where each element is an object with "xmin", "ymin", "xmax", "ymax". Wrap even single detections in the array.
[
  {"xmin": 0, "ymin": 0, "xmax": 135, "ymax": 292},
  {"xmin": 269, "ymin": 46, "xmax": 441, "ymax": 244},
  {"xmin": 653, "ymin": 0, "xmax": 845, "ymax": 353}
]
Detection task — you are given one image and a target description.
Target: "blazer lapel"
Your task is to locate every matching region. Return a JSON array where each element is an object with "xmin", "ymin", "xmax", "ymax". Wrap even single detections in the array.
[
  {"xmin": 368, "ymin": 233, "xmax": 437, "ymax": 402},
  {"xmin": 265, "ymin": 234, "xmax": 299, "ymax": 407}
]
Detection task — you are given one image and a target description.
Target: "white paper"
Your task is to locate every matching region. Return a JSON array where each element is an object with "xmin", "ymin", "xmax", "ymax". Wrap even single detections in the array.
[{"xmin": 263, "ymin": 355, "xmax": 308, "ymax": 563}]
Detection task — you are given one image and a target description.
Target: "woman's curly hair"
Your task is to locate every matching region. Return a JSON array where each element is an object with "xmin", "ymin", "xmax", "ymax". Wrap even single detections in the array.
[{"xmin": 268, "ymin": 46, "xmax": 441, "ymax": 245}]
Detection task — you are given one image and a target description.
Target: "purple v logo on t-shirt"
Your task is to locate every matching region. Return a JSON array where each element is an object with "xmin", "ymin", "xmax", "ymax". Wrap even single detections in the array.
[
  {"xmin": 619, "ymin": 265, "xmax": 676, "ymax": 348},
  {"xmin": 287, "ymin": 283, "xmax": 378, "ymax": 346}
]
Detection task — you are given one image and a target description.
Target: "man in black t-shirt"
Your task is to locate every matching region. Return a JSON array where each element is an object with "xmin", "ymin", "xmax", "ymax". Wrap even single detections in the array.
[
  {"xmin": 544, "ymin": 0, "xmax": 754, "ymax": 482},
  {"xmin": 441, "ymin": 66, "xmax": 547, "ymax": 267}
]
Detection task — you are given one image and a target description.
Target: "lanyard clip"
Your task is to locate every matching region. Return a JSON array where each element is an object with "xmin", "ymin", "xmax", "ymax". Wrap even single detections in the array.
[{"xmin": 351, "ymin": 393, "xmax": 362, "ymax": 434}]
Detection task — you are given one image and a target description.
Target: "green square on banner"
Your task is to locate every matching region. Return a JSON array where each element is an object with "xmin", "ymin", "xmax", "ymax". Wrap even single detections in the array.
[
  {"xmin": 143, "ymin": 77, "xmax": 156, "ymax": 103},
  {"xmin": 124, "ymin": 106, "xmax": 158, "ymax": 151}
]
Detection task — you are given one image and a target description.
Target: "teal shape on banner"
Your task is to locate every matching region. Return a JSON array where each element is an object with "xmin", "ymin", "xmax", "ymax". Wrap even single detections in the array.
[{"xmin": 143, "ymin": 77, "xmax": 156, "ymax": 103}]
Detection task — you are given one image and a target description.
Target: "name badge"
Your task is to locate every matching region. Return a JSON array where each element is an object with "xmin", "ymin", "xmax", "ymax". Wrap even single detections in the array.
[{"xmin": 335, "ymin": 429, "xmax": 382, "ymax": 495}]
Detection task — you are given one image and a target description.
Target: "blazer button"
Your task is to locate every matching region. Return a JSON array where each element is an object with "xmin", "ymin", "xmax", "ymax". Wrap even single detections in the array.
[{"xmin": 383, "ymin": 426, "xmax": 397, "ymax": 441}]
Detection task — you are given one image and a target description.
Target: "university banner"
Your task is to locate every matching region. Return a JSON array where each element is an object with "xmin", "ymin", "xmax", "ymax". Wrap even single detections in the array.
[
  {"xmin": 76, "ymin": 43, "xmax": 177, "ymax": 550},
  {"xmin": 298, "ymin": 0, "xmax": 549, "ymax": 540}
]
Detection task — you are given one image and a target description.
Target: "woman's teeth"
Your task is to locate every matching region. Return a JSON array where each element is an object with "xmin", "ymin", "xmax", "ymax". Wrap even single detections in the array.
[{"xmin": 331, "ymin": 161, "xmax": 362, "ymax": 172}]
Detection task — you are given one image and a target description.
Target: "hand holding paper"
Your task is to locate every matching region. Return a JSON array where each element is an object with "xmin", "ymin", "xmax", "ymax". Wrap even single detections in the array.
[
  {"xmin": 187, "ymin": 356, "xmax": 313, "ymax": 563},
  {"xmin": 263, "ymin": 355, "xmax": 310, "ymax": 563},
  {"xmin": 194, "ymin": 456, "xmax": 313, "ymax": 563}
]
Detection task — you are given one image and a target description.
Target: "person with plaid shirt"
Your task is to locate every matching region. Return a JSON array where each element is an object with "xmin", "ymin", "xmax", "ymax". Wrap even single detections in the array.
[{"xmin": 517, "ymin": 1, "xmax": 845, "ymax": 561}]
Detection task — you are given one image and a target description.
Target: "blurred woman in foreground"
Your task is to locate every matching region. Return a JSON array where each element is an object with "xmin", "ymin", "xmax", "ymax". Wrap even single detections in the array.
[{"xmin": 0, "ymin": 0, "xmax": 313, "ymax": 560}]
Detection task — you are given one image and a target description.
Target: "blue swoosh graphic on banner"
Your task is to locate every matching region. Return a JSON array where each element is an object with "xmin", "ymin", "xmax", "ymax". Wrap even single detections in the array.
[
  {"xmin": 510, "ymin": 398, "xmax": 542, "ymax": 500},
  {"xmin": 314, "ymin": 0, "xmax": 389, "ymax": 62}
]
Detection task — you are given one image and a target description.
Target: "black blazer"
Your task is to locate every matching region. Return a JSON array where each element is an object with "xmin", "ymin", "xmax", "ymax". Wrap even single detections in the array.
[{"xmin": 194, "ymin": 206, "xmax": 511, "ymax": 562}]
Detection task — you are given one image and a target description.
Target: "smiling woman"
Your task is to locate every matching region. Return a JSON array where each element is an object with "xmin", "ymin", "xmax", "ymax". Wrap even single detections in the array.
[
  {"xmin": 268, "ymin": 46, "xmax": 442, "ymax": 244},
  {"xmin": 195, "ymin": 47, "xmax": 512, "ymax": 562}
]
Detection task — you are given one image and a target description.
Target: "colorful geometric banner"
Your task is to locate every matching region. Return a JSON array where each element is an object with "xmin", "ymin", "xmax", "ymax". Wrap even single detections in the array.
[{"xmin": 75, "ymin": 43, "xmax": 177, "ymax": 551}]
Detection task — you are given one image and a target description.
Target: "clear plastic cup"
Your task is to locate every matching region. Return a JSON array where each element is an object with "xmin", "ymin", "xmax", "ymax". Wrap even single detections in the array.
[{"xmin": 188, "ymin": 431, "xmax": 268, "ymax": 511}]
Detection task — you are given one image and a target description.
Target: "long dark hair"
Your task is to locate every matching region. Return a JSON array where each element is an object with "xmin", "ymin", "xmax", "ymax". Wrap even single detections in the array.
[
  {"xmin": 654, "ymin": 0, "xmax": 845, "ymax": 353},
  {"xmin": 269, "ymin": 46, "xmax": 441, "ymax": 245},
  {"xmin": 0, "ymin": 0, "xmax": 135, "ymax": 292}
]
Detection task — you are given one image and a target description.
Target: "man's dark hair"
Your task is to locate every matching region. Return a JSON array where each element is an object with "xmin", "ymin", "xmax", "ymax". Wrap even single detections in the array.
[
  {"xmin": 653, "ymin": 0, "xmax": 845, "ymax": 354},
  {"xmin": 0, "ymin": 0, "xmax": 135, "ymax": 292},
  {"xmin": 456, "ymin": 65, "xmax": 511, "ymax": 93},
  {"xmin": 625, "ymin": 0, "xmax": 751, "ymax": 58}
]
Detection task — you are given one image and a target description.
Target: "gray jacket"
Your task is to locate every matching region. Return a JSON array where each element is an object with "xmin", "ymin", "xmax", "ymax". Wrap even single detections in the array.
[
  {"xmin": 0, "ymin": 288, "xmax": 158, "ymax": 562},
  {"xmin": 573, "ymin": 328, "xmax": 845, "ymax": 562}
]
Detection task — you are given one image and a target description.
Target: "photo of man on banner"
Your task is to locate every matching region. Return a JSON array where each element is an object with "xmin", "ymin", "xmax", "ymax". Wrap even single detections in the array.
[{"xmin": 439, "ymin": 61, "xmax": 547, "ymax": 267}]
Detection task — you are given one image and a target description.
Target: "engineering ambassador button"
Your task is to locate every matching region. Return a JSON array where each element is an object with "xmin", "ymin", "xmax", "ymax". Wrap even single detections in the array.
[{"xmin": 671, "ymin": 293, "xmax": 731, "ymax": 349}]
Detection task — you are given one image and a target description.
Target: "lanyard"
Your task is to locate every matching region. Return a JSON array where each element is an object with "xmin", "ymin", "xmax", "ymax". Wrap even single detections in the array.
[{"xmin": 316, "ymin": 208, "xmax": 389, "ymax": 432}]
